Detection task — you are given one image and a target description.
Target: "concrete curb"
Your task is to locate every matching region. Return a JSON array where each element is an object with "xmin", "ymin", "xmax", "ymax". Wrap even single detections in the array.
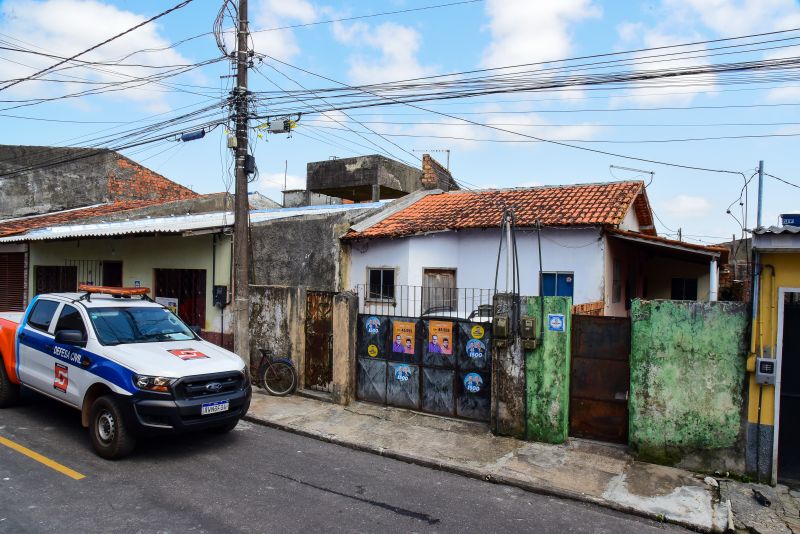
[{"xmin": 244, "ymin": 413, "xmax": 719, "ymax": 533}]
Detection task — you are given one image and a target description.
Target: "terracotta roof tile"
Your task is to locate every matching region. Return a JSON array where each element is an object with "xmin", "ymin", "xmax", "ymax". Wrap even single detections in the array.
[
  {"xmin": 0, "ymin": 200, "xmax": 165, "ymax": 238},
  {"xmin": 349, "ymin": 181, "xmax": 646, "ymax": 239}
]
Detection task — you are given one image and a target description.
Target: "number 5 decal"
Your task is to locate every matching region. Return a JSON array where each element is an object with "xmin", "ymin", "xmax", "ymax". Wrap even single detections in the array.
[{"xmin": 54, "ymin": 363, "xmax": 68, "ymax": 393}]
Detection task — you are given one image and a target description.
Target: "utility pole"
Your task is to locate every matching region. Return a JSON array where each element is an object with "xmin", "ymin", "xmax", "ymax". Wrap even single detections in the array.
[
  {"xmin": 233, "ymin": 0, "xmax": 251, "ymax": 367},
  {"xmin": 756, "ymin": 160, "xmax": 764, "ymax": 229}
]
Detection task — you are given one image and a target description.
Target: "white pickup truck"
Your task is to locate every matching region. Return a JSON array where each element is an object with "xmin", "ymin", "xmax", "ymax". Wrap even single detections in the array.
[{"xmin": 0, "ymin": 286, "xmax": 251, "ymax": 459}]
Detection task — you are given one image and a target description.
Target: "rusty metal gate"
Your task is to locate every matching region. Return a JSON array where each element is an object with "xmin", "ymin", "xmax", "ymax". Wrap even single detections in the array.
[
  {"xmin": 569, "ymin": 315, "xmax": 631, "ymax": 443},
  {"xmin": 305, "ymin": 291, "xmax": 334, "ymax": 392},
  {"xmin": 356, "ymin": 315, "xmax": 492, "ymax": 421}
]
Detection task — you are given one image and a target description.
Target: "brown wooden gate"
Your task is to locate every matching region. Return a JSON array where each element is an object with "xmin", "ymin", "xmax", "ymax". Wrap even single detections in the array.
[
  {"xmin": 570, "ymin": 315, "xmax": 630, "ymax": 443},
  {"xmin": 305, "ymin": 291, "xmax": 334, "ymax": 392}
]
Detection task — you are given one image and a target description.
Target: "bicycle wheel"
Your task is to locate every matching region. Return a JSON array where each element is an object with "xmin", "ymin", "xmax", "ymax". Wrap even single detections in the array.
[{"xmin": 262, "ymin": 361, "xmax": 297, "ymax": 396}]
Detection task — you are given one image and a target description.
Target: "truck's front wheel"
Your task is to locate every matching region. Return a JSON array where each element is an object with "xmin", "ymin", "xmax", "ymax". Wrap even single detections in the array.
[
  {"xmin": 89, "ymin": 395, "xmax": 136, "ymax": 460},
  {"xmin": 0, "ymin": 361, "xmax": 20, "ymax": 408}
]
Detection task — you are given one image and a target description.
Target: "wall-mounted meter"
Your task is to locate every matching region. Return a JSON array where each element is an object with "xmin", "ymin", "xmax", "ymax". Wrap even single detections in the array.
[
  {"xmin": 493, "ymin": 315, "xmax": 508, "ymax": 349},
  {"xmin": 520, "ymin": 316, "xmax": 538, "ymax": 350},
  {"xmin": 756, "ymin": 357, "xmax": 777, "ymax": 385}
]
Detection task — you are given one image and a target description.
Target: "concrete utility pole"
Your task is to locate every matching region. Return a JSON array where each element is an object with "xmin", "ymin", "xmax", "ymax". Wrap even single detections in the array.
[{"xmin": 233, "ymin": 0, "xmax": 251, "ymax": 366}]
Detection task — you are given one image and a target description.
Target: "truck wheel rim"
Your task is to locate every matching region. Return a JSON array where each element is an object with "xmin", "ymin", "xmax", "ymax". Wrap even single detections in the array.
[{"xmin": 97, "ymin": 410, "xmax": 115, "ymax": 443}]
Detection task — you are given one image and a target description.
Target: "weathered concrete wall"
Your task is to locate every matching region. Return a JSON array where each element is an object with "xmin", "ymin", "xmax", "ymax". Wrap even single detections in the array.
[
  {"xmin": 331, "ymin": 292, "xmax": 358, "ymax": 405},
  {"xmin": 250, "ymin": 211, "xmax": 371, "ymax": 291},
  {"xmin": 492, "ymin": 294, "xmax": 572, "ymax": 442},
  {"xmin": 526, "ymin": 296, "xmax": 572, "ymax": 444},
  {"xmin": 0, "ymin": 145, "xmax": 195, "ymax": 218},
  {"xmin": 491, "ymin": 294, "xmax": 526, "ymax": 439},
  {"xmin": 629, "ymin": 300, "xmax": 748, "ymax": 472},
  {"xmin": 248, "ymin": 285, "xmax": 306, "ymax": 378},
  {"xmin": 307, "ymin": 155, "xmax": 422, "ymax": 201}
]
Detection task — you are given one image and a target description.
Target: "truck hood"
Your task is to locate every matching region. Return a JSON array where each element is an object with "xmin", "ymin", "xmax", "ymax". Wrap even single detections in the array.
[{"xmin": 105, "ymin": 339, "xmax": 246, "ymax": 378}]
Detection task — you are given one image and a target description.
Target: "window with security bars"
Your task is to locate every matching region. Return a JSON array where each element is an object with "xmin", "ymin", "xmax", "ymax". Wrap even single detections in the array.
[
  {"xmin": 422, "ymin": 269, "xmax": 457, "ymax": 314},
  {"xmin": 368, "ymin": 268, "xmax": 395, "ymax": 300}
]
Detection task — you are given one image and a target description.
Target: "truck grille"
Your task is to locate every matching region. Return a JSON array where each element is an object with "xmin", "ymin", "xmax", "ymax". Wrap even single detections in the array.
[{"xmin": 176, "ymin": 372, "xmax": 244, "ymax": 399}]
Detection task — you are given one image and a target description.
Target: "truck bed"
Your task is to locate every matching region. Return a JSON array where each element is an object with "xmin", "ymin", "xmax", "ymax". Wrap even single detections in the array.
[{"xmin": 0, "ymin": 312, "xmax": 23, "ymax": 323}]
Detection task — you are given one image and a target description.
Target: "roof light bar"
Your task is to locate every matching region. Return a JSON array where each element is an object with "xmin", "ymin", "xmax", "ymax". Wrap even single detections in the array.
[{"xmin": 78, "ymin": 284, "xmax": 150, "ymax": 296}]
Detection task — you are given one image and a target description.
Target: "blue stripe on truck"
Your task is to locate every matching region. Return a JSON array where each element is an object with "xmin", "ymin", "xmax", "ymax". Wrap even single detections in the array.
[{"xmin": 19, "ymin": 328, "xmax": 136, "ymax": 395}]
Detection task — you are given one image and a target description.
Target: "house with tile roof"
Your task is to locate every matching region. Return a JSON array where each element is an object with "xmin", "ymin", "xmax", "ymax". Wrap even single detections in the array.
[{"xmin": 344, "ymin": 181, "xmax": 727, "ymax": 317}]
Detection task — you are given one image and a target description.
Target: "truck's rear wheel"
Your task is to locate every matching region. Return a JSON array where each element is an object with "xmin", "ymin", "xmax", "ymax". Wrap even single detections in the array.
[
  {"xmin": 0, "ymin": 362, "xmax": 20, "ymax": 408},
  {"xmin": 89, "ymin": 395, "xmax": 135, "ymax": 459}
]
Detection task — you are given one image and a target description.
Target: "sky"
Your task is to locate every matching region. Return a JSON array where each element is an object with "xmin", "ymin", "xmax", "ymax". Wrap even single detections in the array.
[{"xmin": 1, "ymin": 0, "xmax": 799, "ymax": 245}]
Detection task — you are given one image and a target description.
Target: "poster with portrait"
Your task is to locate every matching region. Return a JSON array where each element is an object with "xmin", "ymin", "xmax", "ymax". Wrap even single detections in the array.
[
  {"xmin": 391, "ymin": 320, "xmax": 416, "ymax": 355},
  {"xmin": 427, "ymin": 320, "xmax": 453, "ymax": 355}
]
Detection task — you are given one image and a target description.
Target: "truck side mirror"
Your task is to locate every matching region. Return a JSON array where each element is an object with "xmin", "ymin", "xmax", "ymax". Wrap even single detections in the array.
[{"xmin": 55, "ymin": 330, "xmax": 86, "ymax": 348}]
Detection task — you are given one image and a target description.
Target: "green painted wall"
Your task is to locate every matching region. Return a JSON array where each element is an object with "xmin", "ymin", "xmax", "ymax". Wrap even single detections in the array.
[
  {"xmin": 629, "ymin": 300, "xmax": 748, "ymax": 466},
  {"xmin": 526, "ymin": 296, "xmax": 572, "ymax": 444}
]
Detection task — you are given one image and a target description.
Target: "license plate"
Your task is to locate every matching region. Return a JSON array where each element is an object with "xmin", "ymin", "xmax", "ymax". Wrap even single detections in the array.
[{"xmin": 201, "ymin": 400, "xmax": 229, "ymax": 415}]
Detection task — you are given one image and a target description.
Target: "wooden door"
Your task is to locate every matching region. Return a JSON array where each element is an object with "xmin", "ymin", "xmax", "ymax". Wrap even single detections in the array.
[{"xmin": 305, "ymin": 291, "xmax": 333, "ymax": 392}]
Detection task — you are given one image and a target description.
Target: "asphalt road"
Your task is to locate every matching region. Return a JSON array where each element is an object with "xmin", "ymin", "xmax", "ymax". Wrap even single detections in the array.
[{"xmin": 0, "ymin": 391, "xmax": 687, "ymax": 534}]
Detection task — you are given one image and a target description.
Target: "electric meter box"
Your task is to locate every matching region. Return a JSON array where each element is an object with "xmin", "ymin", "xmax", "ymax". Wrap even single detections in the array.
[{"xmin": 756, "ymin": 357, "xmax": 777, "ymax": 385}]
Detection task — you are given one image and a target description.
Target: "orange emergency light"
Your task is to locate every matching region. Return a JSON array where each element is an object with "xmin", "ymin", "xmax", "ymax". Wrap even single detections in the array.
[{"xmin": 78, "ymin": 284, "xmax": 151, "ymax": 296}]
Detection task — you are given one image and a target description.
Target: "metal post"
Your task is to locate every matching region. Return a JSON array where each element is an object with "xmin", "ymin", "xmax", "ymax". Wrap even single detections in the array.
[
  {"xmin": 757, "ymin": 160, "xmax": 764, "ymax": 229},
  {"xmin": 233, "ymin": 0, "xmax": 251, "ymax": 366},
  {"xmin": 709, "ymin": 258, "xmax": 718, "ymax": 302},
  {"xmin": 505, "ymin": 215, "xmax": 512, "ymax": 292}
]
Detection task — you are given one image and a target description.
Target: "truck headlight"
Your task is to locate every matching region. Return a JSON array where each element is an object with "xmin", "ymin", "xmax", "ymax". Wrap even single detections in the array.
[{"xmin": 133, "ymin": 374, "xmax": 175, "ymax": 393}]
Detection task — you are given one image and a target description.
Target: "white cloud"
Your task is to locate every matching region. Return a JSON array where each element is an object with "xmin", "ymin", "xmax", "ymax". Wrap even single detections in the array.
[
  {"xmin": 480, "ymin": 0, "xmax": 601, "ymax": 68},
  {"xmin": 662, "ymin": 0, "xmax": 800, "ymax": 37},
  {"xmin": 256, "ymin": 171, "xmax": 304, "ymax": 198},
  {"xmin": 332, "ymin": 21, "xmax": 434, "ymax": 84},
  {"xmin": 0, "ymin": 0, "xmax": 194, "ymax": 110},
  {"xmin": 250, "ymin": 0, "xmax": 317, "ymax": 61},
  {"xmin": 661, "ymin": 195, "xmax": 713, "ymax": 218}
]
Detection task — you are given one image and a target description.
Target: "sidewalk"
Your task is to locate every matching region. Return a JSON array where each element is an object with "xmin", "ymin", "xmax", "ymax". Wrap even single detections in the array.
[{"xmin": 244, "ymin": 391, "xmax": 793, "ymax": 533}]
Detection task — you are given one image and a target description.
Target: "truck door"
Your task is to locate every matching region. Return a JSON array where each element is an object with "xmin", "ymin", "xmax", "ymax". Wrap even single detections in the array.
[
  {"xmin": 50, "ymin": 304, "xmax": 91, "ymax": 407},
  {"xmin": 17, "ymin": 298, "xmax": 61, "ymax": 394}
]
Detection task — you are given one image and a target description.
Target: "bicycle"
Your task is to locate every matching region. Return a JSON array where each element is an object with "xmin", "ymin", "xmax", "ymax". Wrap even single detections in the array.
[{"xmin": 256, "ymin": 348, "xmax": 298, "ymax": 396}]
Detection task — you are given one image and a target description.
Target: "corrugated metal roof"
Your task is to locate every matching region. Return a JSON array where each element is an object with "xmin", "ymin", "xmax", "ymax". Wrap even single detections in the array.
[
  {"xmin": 0, "ymin": 203, "xmax": 381, "ymax": 243},
  {"xmin": 754, "ymin": 225, "xmax": 800, "ymax": 235}
]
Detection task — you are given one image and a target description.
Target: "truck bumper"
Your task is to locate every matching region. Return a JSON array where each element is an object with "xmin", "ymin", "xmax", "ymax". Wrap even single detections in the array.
[{"xmin": 123, "ymin": 385, "xmax": 252, "ymax": 435}]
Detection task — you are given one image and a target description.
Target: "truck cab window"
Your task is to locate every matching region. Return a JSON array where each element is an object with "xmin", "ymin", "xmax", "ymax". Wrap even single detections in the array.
[
  {"xmin": 55, "ymin": 304, "xmax": 87, "ymax": 340},
  {"xmin": 27, "ymin": 300, "xmax": 59, "ymax": 332}
]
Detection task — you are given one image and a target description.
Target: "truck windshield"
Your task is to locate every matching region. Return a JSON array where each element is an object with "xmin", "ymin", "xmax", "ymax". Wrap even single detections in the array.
[{"xmin": 87, "ymin": 307, "xmax": 196, "ymax": 345}]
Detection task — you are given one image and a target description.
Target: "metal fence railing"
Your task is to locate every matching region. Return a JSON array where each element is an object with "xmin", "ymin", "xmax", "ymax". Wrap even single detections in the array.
[{"xmin": 355, "ymin": 284, "xmax": 495, "ymax": 319}]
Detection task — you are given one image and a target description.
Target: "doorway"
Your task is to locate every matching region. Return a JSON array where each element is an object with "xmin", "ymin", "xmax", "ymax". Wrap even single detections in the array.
[
  {"xmin": 102, "ymin": 261, "xmax": 123, "ymax": 287},
  {"xmin": 570, "ymin": 314, "xmax": 631, "ymax": 443},
  {"xmin": 154, "ymin": 269, "xmax": 207, "ymax": 332},
  {"xmin": 305, "ymin": 291, "xmax": 333, "ymax": 392},
  {"xmin": 778, "ymin": 290, "xmax": 800, "ymax": 484}
]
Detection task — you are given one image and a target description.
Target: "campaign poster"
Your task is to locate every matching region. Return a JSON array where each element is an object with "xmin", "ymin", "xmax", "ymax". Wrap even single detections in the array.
[
  {"xmin": 391, "ymin": 321, "xmax": 416, "ymax": 354},
  {"xmin": 427, "ymin": 320, "xmax": 453, "ymax": 355},
  {"xmin": 156, "ymin": 296, "xmax": 179, "ymax": 315}
]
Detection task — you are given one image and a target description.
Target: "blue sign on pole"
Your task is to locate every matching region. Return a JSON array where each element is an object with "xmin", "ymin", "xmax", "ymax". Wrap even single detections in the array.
[{"xmin": 780, "ymin": 214, "xmax": 800, "ymax": 227}]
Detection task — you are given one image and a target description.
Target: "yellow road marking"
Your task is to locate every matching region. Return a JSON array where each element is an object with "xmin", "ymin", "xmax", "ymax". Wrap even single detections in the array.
[{"xmin": 0, "ymin": 435, "xmax": 85, "ymax": 480}]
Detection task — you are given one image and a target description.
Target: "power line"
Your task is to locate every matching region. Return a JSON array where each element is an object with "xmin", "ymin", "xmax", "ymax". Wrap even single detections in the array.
[
  {"xmin": 764, "ymin": 172, "xmax": 800, "ymax": 189},
  {"xmin": 302, "ymin": 123, "xmax": 800, "ymax": 144},
  {"xmin": 249, "ymin": 0, "xmax": 484, "ymax": 33},
  {"xmin": 0, "ymin": 0, "xmax": 196, "ymax": 93},
  {"xmin": 255, "ymin": 62, "xmax": 420, "ymax": 166},
  {"xmin": 264, "ymin": 54, "xmax": 752, "ymax": 178}
]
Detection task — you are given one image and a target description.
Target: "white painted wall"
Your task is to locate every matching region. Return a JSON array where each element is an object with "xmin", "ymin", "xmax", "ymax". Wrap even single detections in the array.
[
  {"xmin": 619, "ymin": 205, "xmax": 640, "ymax": 232},
  {"xmin": 349, "ymin": 227, "xmax": 605, "ymax": 312}
]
